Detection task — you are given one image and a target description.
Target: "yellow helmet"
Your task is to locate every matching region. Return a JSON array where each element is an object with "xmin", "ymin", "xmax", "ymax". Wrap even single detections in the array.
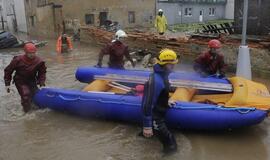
[{"xmin": 157, "ymin": 49, "xmax": 178, "ymax": 65}]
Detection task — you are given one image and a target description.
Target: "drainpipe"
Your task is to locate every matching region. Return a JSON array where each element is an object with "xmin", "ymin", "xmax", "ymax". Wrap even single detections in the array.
[
  {"xmin": 236, "ymin": 0, "xmax": 251, "ymax": 80},
  {"xmin": 155, "ymin": 0, "xmax": 157, "ymax": 15},
  {"xmin": 0, "ymin": 7, "xmax": 4, "ymax": 30},
  {"xmin": 180, "ymin": 3, "xmax": 183, "ymax": 24},
  {"xmin": 11, "ymin": 4, "xmax": 18, "ymax": 32}
]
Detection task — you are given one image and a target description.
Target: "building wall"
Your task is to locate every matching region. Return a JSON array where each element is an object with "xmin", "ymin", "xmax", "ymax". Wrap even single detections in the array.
[
  {"xmin": 24, "ymin": 0, "xmax": 60, "ymax": 37},
  {"xmin": 0, "ymin": 0, "xmax": 14, "ymax": 31},
  {"xmin": 158, "ymin": 2, "xmax": 225, "ymax": 24},
  {"xmin": 225, "ymin": 0, "xmax": 234, "ymax": 19},
  {"xmin": 14, "ymin": 0, "xmax": 27, "ymax": 32},
  {"xmin": 24, "ymin": 0, "xmax": 155, "ymax": 37},
  {"xmin": 235, "ymin": 0, "xmax": 270, "ymax": 35},
  {"xmin": 47, "ymin": 0, "xmax": 155, "ymax": 28}
]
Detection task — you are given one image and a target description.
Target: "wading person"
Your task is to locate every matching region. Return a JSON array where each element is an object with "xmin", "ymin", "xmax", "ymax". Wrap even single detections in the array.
[
  {"xmin": 95, "ymin": 29, "xmax": 135, "ymax": 69},
  {"xmin": 56, "ymin": 33, "xmax": 73, "ymax": 54},
  {"xmin": 142, "ymin": 49, "xmax": 178, "ymax": 154},
  {"xmin": 4, "ymin": 43, "xmax": 47, "ymax": 113},
  {"xmin": 155, "ymin": 9, "xmax": 168, "ymax": 35},
  {"xmin": 193, "ymin": 39, "xmax": 226, "ymax": 78}
]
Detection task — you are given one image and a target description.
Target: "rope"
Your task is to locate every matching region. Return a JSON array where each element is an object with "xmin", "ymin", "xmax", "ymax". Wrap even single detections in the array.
[{"xmin": 51, "ymin": 93, "xmax": 255, "ymax": 113}]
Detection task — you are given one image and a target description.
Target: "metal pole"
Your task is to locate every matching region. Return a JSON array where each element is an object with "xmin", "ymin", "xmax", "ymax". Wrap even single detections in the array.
[
  {"xmin": 241, "ymin": 0, "xmax": 248, "ymax": 45},
  {"xmin": 0, "ymin": 7, "xmax": 4, "ymax": 30},
  {"xmin": 236, "ymin": 0, "xmax": 252, "ymax": 80},
  {"xmin": 12, "ymin": 4, "xmax": 18, "ymax": 32},
  {"xmin": 1, "ymin": 15, "xmax": 4, "ymax": 30}
]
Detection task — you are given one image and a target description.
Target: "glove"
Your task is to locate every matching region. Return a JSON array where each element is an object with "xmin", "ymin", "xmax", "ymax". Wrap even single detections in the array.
[
  {"xmin": 200, "ymin": 72, "xmax": 209, "ymax": 78},
  {"xmin": 218, "ymin": 74, "xmax": 225, "ymax": 79},
  {"xmin": 131, "ymin": 61, "xmax": 136, "ymax": 68},
  {"xmin": 39, "ymin": 83, "xmax": 46, "ymax": 88},
  {"xmin": 6, "ymin": 86, "xmax": 10, "ymax": 93},
  {"xmin": 95, "ymin": 62, "xmax": 102, "ymax": 68},
  {"xmin": 168, "ymin": 100, "xmax": 176, "ymax": 107},
  {"xmin": 143, "ymin": 127, "xmax": 153, "ymax": 138}
]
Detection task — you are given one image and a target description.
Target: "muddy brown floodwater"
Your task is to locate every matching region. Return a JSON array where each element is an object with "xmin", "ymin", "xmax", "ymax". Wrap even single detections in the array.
[{"xmin": 0, "ymin": 38, "xmax": 270, "ymax": 160}]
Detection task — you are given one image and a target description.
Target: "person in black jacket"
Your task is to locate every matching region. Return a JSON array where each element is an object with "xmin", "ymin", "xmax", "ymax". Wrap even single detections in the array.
[{"xmin": 142, "ymin": 49, "xmax": 178, "ymax": 154}]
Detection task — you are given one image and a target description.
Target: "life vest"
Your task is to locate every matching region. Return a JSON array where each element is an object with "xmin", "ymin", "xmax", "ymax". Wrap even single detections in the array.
[{"xmin": 56, "ymin": 36, "xmax": 73, "ymax": 53}]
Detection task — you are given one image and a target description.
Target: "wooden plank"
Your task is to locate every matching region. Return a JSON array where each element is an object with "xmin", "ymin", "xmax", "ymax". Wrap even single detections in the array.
[
  {"xmin": 210, "ymin": 25, "xmax": 218, "ymax": 34},
  {"xmin": 213, "ymin": 24, "xmax": 221, "ymax": 33},
  {"xmin": 206, "ymin": 25, "xmax": 214, "ymax": 33},
  {"xmin": 220, "ymin": 24, "xmax": 228, "ymax": 33},
  {"xmin": 202, "ymin": 26, "xmax": 209, "ymax": 33},
  {"xmin": 224, "ymin": 23, "xmax": 233, "ymax": 34}
]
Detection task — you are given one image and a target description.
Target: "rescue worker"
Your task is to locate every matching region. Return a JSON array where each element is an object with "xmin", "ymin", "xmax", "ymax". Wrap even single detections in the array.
[
  {"xmin": 142, "ymin": 49, "xmax": 178, "ymax": 154},
  {"xmin": 155, "ymin": 9, "xmax": 168, "ymax": 35},
  {"xmin": 4, "ymin": 43, "xmax": 47, "ymax": 113},
  {"xmin": 56, "ymin": 33, "xmax": 73, "ymax": 54},
  {"xmin": 95, "ymin": 30, "xmax": 135, "ymax": 69},
  {"xmin": 193, "ymin": 39, "xmax": 226, "ymax": 78}
]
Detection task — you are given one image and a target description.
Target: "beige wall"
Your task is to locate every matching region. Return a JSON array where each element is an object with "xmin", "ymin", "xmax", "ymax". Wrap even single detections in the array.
[
  {"xmin": 24, "ymin": 0, "xmax": 155, "ymax": 37},
  {"xmin": 24, "ymin": 0, "xmax": 63, "ymax": 37},
  {"xmin": 48, "ymin": 0, "xmax": 155, "ymax": 28}
]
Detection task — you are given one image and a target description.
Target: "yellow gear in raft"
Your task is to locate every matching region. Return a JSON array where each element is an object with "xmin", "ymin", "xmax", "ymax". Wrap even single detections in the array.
[{"xmin": 157, "ymin": 49, "xmax": 179, "ymax": 65}]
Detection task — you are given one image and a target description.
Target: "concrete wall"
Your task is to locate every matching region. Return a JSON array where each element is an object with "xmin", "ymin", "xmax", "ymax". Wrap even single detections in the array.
[
  {"xmin": 35, "ymin": 5, "xmax": 55, "ymax": 36},
  {"xmin": 0, "ymin": 0, "xmax": 14, "ymax": 31},
  {"xmin": 14, "ymin": 0, "xmax": 27, "ymax": 32},
  {"xmin": 24, "ymin": 0, "xmax": 155, "ymax": 37},
  {"xmin": 48, "ymin": 0, "xmax": 155, "ymax": 28},
  {"xmin": 225, "ymin": 0, "xmax": 234, "ymax": 19},
  {"xmin": 24, "ymin": 0, "xmax": 56, "ymax": 37},
  {"xmin": 158, "ymin": 2, "xmax": 226, "ymax": 24}
]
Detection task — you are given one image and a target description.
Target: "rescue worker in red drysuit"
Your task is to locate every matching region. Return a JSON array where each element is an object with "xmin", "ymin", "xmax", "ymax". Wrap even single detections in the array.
[
  {"xmin": 95, "ymin": 30, "xmax": 135, "ymax": 69},
  {"xmin": 193, "ymin": 39, "xmax": 226, "ymax": 78},
  {"xmin": 4, "ymin": 43, "xmax": 47, "ymax": 113}
]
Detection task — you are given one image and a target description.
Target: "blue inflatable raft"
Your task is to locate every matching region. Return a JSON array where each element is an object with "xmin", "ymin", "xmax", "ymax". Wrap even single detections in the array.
[{"xmin": 34, "ymin": 88, "xmax": 267, "ymax": 130}]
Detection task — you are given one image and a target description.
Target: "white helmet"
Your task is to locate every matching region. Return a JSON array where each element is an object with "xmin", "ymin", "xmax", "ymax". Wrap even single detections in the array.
[
  {"xmin": 158, "ymin": 9, "xmax": 163, "ymax": 12},
  {"xmin": 115, "ymin": 30, "xmax": 127, "ymax": 40}
]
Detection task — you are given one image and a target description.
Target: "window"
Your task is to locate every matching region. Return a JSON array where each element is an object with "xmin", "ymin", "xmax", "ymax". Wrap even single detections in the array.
[
  {"xmin": 37, "ymin": 0, "xmax": 47, "ymax": 7},
  {"xmin": 184, "ymin": 8, "xmax": 192, "ymax": 17},
  {"xmin": 85, "ymin": 14, "xmax": 94, "ymax": 25},
  {"xmin": 209, "ymin": 8, "xmax": 215, "ymax": 16},
  {"xmin": 128, "ymin": 11, "xmax": 135, "ymax": 24},
  {"xmin": 30, "ymin": 16, "xmax": 35, "ymax": 27}
]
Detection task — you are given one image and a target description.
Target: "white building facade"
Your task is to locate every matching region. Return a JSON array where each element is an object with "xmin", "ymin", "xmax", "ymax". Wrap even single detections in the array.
[
  {"xmin": 225, "ymin": 0, "xmax": 234, "ymax": 19},
  {"xmin": 0, "ymin": 0, "xmax": 27, "ymax": 33}
]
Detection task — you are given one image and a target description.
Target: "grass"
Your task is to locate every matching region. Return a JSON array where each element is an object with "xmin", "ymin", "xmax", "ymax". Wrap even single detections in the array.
[{"xmin": 170, "ymin": 19, "xmax": 234, "ymax": 33}]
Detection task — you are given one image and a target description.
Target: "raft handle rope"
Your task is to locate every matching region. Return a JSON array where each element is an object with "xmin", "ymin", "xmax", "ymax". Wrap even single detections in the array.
[{"xmin": 54, "ymin": 93, "xmax": 255, "ymax": 113}]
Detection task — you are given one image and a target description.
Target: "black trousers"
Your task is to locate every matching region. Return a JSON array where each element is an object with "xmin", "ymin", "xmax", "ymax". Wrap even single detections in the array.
[{"xmin": 153, "ymin": 118, "xmax": 177, "ymax": 153}]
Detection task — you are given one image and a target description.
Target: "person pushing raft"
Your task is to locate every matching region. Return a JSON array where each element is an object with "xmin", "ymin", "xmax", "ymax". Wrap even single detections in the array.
[
  {"xmin": 4, "ymin": 43, "xmax": 47, "ymax": 112},
  {"xmin": 95, "ymin": 30, "xmax": 135, "ymax": 69},
  {"xmin": 193, "ymin": 39, "xmax": 227, "ymax": 78},
  {"xmin": 142, "ymin": 49, "xmax": 178, "ymax": 154}
]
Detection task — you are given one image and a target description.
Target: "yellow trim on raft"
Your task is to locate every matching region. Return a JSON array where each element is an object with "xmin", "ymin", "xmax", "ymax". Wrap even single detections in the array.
[
  {"xmin": 83, "ymin": 77, "xmax": 270, "ymax": 110},
  {"xmin": 225, "ymin": 77, "xmax": 270, "ymax": 110}
]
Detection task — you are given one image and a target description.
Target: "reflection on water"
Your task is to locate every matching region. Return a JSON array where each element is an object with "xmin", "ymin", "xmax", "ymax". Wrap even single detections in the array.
[{"xmin": 0, "ymin": 39, "xmax": 269, "ymax": 160}]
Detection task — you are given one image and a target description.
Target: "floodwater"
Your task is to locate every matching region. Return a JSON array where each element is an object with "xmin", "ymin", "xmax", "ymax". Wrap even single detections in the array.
[{"xmin": 0, "ymin": 37, "xmax": 270, "ymax": 160}]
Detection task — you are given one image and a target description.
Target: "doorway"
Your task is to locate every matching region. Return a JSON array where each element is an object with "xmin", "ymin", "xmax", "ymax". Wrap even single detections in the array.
[
  {"xmin": 199, "ymin": 10, "xmax": 203, "ymax": 22},
  {"xmin": 99, "ymin": 12, "xmax": 108, "ymax": 26}
]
